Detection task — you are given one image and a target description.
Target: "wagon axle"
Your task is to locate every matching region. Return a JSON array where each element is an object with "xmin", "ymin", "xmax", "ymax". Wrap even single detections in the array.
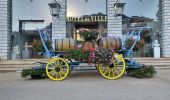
[
  {"xmin": 55, "ymin": 67, "xmax": 61, "ymax": 72},
  {"xmin": 109, "ymin": 64, "xmax": 114, "ymax": 68}
]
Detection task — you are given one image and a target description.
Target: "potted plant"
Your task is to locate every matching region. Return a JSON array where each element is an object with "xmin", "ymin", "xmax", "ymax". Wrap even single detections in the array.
[
  {"xmin": 126, "ymin": 38, "xmax": 145, "ymax": 51},
  {"xmin": 32, "ymin": 39, "xmax": 52, "ymax": 58},
  {"xmin": 79, "ymin": 28, "xmax": 99, "ymax": 41}
]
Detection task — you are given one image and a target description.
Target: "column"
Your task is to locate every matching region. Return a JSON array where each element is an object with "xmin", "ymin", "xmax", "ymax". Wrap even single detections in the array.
[
  {"xmin": 161, "ymin": 0, "xmax": 170, "ymax": 57},
  {"xmin": 0, "ymin": 0, "xmax": 12, "ymax": 60},
  {"xmin": 52, "ymin": 0, "xmax": 66, "ymax": 39},
  {"xmin": 107, "ymin": 0, "xmax": 124, "ymax": 38}
]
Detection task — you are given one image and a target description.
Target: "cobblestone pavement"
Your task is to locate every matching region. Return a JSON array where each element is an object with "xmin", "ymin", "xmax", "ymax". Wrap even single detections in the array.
[{"xmin": 0, "ymin": 69, "xmax": 170, "ymax": 100}]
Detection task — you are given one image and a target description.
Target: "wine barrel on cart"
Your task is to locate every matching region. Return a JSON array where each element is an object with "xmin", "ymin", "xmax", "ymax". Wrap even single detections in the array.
[
  {"xmin": 83, "ymin": 40, "xmax": 98, "ymax": 51},
  {"xmin": 55, "ymin": 38, "xmax": 77, "ymax": 51},
  {"xmin": 99, "ymin": 37, "xmax": 122, "ymax": 50}
]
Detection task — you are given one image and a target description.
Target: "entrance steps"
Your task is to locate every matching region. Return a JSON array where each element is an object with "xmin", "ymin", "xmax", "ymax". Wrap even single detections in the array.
[
  {"xmin": 133, "ymin": 58, "xmax": 170, "ymax": 68},
  {"xmin": 0, "ymin": 59, "xmax": 48, "ymax": 72},
  {"xmin": 0, "ymin": 58, "xmax": 170, "ymax": 72}
]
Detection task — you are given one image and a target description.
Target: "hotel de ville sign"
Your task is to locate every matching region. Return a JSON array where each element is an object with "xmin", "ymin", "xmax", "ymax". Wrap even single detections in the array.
[{"xmin": 67, "ymin": 16, "xmax": 107, "ymax": 22}]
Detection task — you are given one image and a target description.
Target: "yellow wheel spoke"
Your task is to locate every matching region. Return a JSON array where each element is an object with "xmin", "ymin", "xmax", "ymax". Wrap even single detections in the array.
[
  {"xmin": 54, "ymin": 61, "xmax": 59, "ymax": 67},
  {"xmin": 50, "ymin": 63, "xmax": 56, "ymax": 69},
  {"xmin": 54, "ymin": 59, "xmax": 59, "ymax": 66},
  {"xmin": 111, "ymin": 68, "xmax": 115, "ymax": 77},
  {"xmin": 101, "ymin": 66, "xmax": 109, "ymax": 73},
  {"xmin": 115, "ymin": 67, "xmax": 123, "ymax": 72},
  {"xmin": 103, "ymin": 69, "xmax": 109, "ymax": 75},
  {"xmin": 113, "ymin": 60, "xmax": 117, "ymax": 64},
  {"xmin": 113, "ymin": 68, "xmax": 120, "ymax": 75},
  {"xmin": 114, "ymin": 62, "xmax": 118, "ymax": 65},
  {"xmin": 60, "ymin": 71, "xmax": 66, "ymax": 76},
  {"xmin": 55, "ymin": 72, "xmax": 59, "ymax": 79},
  {"xmin": 60, "ymin": 67, "xmax": 68, "ymax": 72},
  {"xmin": 58, "ymin": 61, "xmax": 63, "ymax": 68},
  {"xmin": 50, "ymin": 70, "xmax": 56, "ymax": 77},
  {"xmin": 60, "ymin": 67, "xmax": 67, "ymax": 75},
  {"xmin": 58, "ymin": 72, "xmax": 62, "ymax": 79},
  {"xmin": 108, "ymin": 69, "xmax": 111, "ymax": 77},
  {"xmin": 115, "ymin": 65, "xmax": 124, "ymax": 67}
]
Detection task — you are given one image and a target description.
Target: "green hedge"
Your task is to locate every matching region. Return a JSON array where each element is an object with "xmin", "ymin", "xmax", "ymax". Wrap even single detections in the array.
[
  {"xmin": 127, "ymin": 65, "xmax": 157, "ymax": 78},
  {"xmin": 21, "ymin": 69, "xmax": 46, "ymax": 79}
]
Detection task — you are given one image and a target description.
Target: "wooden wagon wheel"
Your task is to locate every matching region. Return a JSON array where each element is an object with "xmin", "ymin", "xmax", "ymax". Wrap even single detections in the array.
[
  {"xmin": 46, "ymin": 58, "xmax": 70, "ymax": 81},
  {"xmin": 97, "ymin": 53, "xmax": 126, "ymax": 80}
]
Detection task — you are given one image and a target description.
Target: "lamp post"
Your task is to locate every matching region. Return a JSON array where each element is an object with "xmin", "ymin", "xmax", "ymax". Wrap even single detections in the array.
[{"xmin": 48, "ymin": 0, "xmax": 61, "ymax": 17}]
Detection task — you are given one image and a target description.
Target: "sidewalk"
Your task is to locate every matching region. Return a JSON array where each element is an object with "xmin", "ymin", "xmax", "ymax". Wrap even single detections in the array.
[{"xmin": 0, "ymin": 69, "xmax": 170, "ymax": 100}]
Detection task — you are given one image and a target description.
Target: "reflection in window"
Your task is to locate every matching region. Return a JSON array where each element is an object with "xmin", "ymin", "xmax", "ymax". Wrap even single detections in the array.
[
  {"xmin": 124, "ymin": 0, "xmax": 159, "ymax": 20},
  {"xmin": 12, "ymin": 0, "xmax": 52, "ymax": 59}
]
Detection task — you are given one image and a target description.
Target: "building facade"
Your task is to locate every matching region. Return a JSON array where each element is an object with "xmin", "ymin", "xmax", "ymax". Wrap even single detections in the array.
[{"xmin": 0, "ymin": 0, "xmax": 170, "ymax": 59}]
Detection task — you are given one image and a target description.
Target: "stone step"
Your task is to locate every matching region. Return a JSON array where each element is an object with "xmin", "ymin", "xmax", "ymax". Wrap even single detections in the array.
[
  {"xmin": 133, "ymin": 59, "xmax": 170, "ymax": 62},
  {"xmin": 133, "ymin": 58, "xmax": 170, "ymax": 61},
  {"xmin": 1, "ymin": 59, "xmax": 170, "ymax": 65},
  {"xmin": 0, "ymin": 68, "xmax": 24, "ymax": 72},
  {"xmin": 0, "ymin": 59, "xmax": 49, "ymax": 64},
  {"xmin": 0, "ymin": 58, "xmax": 170, "ymax": 72},
  {"xmin": 137, "ymin": 62, "xmax": 170, "ymax": 64},
  {"xmin": 0, "ymin": 58, "xmax": 170, "ymax": 63}
]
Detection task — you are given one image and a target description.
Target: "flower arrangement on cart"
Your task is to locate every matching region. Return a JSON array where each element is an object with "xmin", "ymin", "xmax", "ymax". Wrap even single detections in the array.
[{"xmin": 21, "ymin": 28, "xmax": 156, "ymax": 80}]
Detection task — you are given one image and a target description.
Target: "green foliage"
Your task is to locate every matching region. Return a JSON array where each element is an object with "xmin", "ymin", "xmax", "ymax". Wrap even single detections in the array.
[
  {"xmin": 64, "ymin": 49, "xmax": 89, "ymax": 61},
  {"xmin": 79, "ymin": 29, "xmax": 98, "ymax": 41},
  {"xmin": 21, "ymin": 69, "xmax": 46, "ymax": 79},
  {"xmin": 21, "ymin": 69, "xmax": 32, "ymax": 78},
  {"xmin": 127, "ymin": 65, "xmax": 157, "ymax": 78}
]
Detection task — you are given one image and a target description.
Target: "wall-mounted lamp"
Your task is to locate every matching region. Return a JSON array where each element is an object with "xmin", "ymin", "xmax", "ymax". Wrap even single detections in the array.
[
  {"xmin": 48, "ymin": 0, "xmax": 61, "ymax": 17},
  {"xmin": 114, "ymin": 2, "xmax": 126, "ymax": 16}
]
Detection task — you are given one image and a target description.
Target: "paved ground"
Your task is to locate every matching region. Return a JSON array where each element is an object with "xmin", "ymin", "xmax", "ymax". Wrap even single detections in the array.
[{"xmin": 0, "ymin": 69, "xmax": 170, "ymax": 100}]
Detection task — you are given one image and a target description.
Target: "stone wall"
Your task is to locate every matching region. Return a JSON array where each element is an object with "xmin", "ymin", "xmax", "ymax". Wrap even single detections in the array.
[
  {"xmin": 52, "ymin": 0, "xmax": 66, "ymax": 50},
  {"xmin": 160, "ymin": 0, "xmax": 170, "ymax": 57},
  {"xmin": 0, "ymin": 0, "xmax": 12, "ymax": 60},
  {"xmin": 107, "ymin": 0, "xmax": 123, "ymax": 38}
]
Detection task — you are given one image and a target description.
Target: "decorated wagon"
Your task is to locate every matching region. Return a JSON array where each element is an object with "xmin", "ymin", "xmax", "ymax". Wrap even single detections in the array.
[{"xmin": 36, "ymin": 27, "xmax": 147, "ymax": 81}]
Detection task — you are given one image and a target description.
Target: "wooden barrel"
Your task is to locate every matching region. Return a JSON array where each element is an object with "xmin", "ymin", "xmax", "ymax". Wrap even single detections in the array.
[
  {"xmin": 55, "ymin": 38, "xmax": 77, "ymax": 51},
  {"xmin": 83, "ymin": 40, "xmax": 98, "ymax": 52},
  {"xmin": 99, "ymin": 37, "xmax": 122, "ymax": 50},
  {"xmin": 83, "ymin": 41, "xmax": 94, "ymax": 52}
]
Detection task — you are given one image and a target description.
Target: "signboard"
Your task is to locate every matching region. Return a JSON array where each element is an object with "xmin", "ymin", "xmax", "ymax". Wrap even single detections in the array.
[{"xmin": 67, "ymin": 16, "xmax": 107, "ymax": 22}]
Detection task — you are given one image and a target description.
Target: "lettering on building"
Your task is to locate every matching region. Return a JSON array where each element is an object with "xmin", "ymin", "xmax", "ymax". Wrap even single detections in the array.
[{"xmin": 67, "ymin": 16, "xmax": 107, "ymax": 22}]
